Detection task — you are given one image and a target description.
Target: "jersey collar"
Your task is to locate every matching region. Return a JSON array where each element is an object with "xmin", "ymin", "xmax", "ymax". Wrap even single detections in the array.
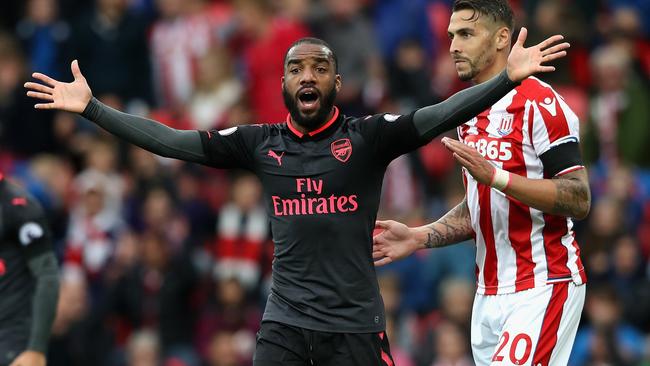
[{"xmin": 286, "ymin": 107, "xmax": 340, "ymax": 138}]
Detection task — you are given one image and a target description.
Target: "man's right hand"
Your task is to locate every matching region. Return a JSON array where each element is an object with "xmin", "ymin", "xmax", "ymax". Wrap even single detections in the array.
[
  {"xmin": 24, "ymin": 60, "xmax": 92, "ymax": 114},
  {"xmin": 373, "ymin": 220, "xmax": 423, "ymax": 266}
]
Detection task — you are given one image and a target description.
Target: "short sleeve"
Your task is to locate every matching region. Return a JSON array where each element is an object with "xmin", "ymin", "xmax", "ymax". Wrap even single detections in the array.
[
  {"xmin": 529, "ymin": 88, "xmax": 581, "ymax": 157},
  {"xmin": 199, "ymin": 125, "xmax": 267, "ymax": 170},
  {"xmin": 528, "ymin": 87, "xmax": 584, "ymax": 177},
  {"xmin": 355, "ymin": 112, "xmax": 426, "ymax": 162}
]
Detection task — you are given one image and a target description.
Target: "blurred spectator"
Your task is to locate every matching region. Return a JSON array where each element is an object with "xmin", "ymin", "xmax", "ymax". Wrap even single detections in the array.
[
  {"xmin": 187, "ymin": 45, "xmax": 243, "ymax": 130},
  {"xmin": 388, "ymin": 39, "xmax": 438, "ymax": 112},
  {"xmin": 109, "ymin": 231, "xmax": 198, "ymax": 365},
  {"xmin": 16, "ymin": 0, "xmax": 71, "ymax": 79},
  {"xmin": 195, "ymin": 278, "xmax": 259, "ymax": 363},
  {"xmin": 610, "ymin": 236, "xmax": 650, "ymax": 332},
  {"xmin": 206, "ymin": 331, "xmax": 244, "ymax": 366},
  {"xmin": 525, "ymin": 0, "xmax": 591, "ymax": 86},
  {"xmin": 570, "ymin": 285, "xmax": 645, "ymax": 366},
  {"xmin": 430, "ymin": 321, "xmax": 473, "ymax": 366},
  {"xmin": 64, "ymin": 170, "xmax": 124, "ymax": 288},
  {"xmin": 379, "ymin": 274, "xmax": 415, "ymax": 366},
  {"xmin": 372, "ymin": 0, "xmax": 435, "ymax": 61},
  {"xmin": 150, "ymin": 0, "xmax": 231, "ymax": 110},
  {"xmin": 232, "ymin": 0, "xmax": 309, "ymax": 122},
  {"xmin": 175, "ymin": 164, "xmax": 216, "ymax": 247},
  {"xmin": 211, "ymin": 172, "xmax": 268, "ymax": 291},
  {"xmin": 126, "ymin": 329, "xmax": 160, "ymax": 366},
  {"xmin": 70, "ymin": 0, "xmax": 152, "ymax": 108},
  {"xmin": 582, "ymin": 43, "xmax": 650, "ymax": 169},
  {"xmin": 310, "ymin": 0, "xmax": 385, "ymax": 115},
  {"xmin": 0, "ymin": 32, "xmax": 58, "ymax": 156}
]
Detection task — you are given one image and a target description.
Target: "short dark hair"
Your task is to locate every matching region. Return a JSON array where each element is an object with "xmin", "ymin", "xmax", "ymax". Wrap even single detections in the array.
[
  {"xmin": 453, "ymin": 0, "xmax": 515, "ymax": 33},
  {"xmin": 284, "ymin": 37, "xmax": 339, "ymax": 73}
]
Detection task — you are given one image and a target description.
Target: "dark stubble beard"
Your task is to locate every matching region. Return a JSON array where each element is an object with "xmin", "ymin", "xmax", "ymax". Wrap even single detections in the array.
[
  {"xmin": 457, "ymin": 44, "xmax": 494, "ymax": 82},
  {"xmin": 282, "ymin": 83, "xmax": 338, "ymax": 130}
]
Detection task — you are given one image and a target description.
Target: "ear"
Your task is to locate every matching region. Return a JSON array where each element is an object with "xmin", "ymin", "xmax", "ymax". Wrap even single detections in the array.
[
  {"xmin": 335, "ymin": 74, "xmax": 342, "ymax": 92},
  {"xmin": 281, "ymin": 75, "xmax": 285, "ymax": 87},
  {"xmin": 495, "ymin": 26, "xmax": 511, "ymax": 51}
]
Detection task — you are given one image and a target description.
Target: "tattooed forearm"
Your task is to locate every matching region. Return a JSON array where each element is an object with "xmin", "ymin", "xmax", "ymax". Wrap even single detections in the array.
[
  {"xmin": 423, "ymin": 198, "xmax": 474, "ymax": 249},
  {"xmin": 551, "ymin": 170, "xmax": 591, "ymax": 219}
]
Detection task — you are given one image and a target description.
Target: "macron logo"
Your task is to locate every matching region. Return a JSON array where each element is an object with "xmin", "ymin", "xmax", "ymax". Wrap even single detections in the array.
[
  {"xmin": 539, "ymin": 97, "xmax": 557, "ymax": 117},
  {"xmin": 267, "ymin": 150, "xmax": 284, "ymax": 166}
]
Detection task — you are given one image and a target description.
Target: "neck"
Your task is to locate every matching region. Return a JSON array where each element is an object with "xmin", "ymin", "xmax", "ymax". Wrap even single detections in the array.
[
  {"xmin": 292, "ymin": 108, "xmax": 336, "ymax": 135},
  {"xmin": 473, "ymin": 54, "xmax": 508, "ymax": 84}
]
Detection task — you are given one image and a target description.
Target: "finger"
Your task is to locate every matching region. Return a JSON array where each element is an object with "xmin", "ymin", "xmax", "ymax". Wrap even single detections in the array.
[
  {"xmin": 542, "ymin": 50, "xmax": 567, "ymax": 64},
  {"xmin": 374, "ymin": 220, "xmax": 392, "ymax": 230},
  {"xmin": 453, "ymin": 152, "xmax": 474, "ymax": 168},
  {"xmin": 26, "ymin": 91, "xmax": 54, "ymax": 101},
  {"xmin": 71, "ymin": 59, "xmax": 83, "ymax": 80},
  {"xmin": 515, "ymin": 27, "xmax": 528, "ymax": 47},
  {"xmin": 445, "ymin": 140, "xmax": 475, "ymax": 158},
  {"xmin": 537, "ymin": 34, "xmax": 565, "ymax": 51},
  {"xmin": 34, "ymin": 102, "xmax": 56, "ymax": 109},
  {"xmin": 536, "ymin": 65, "xmax": 556, "ymax": 73},
  {"xmin": 374, "ymin": 257, "xmax": 393, "ymax": 267},
  {"xmin": 23, "ymin": 81, "xmax": 54, "ymax": 94},
  {"xmin": 542, "ymin": 42, "xmax": 571, "ymax": 56},
  {"xmin": 31, "ymin": 72, "xmax": 58, "ymax": 87},
  {"xmin": 372, "ymin": 250, "xmax": 384, "ymax": 260},
  {"xmin": 442, "ymin": 139, "xmax": 463, "ymax": 153}
]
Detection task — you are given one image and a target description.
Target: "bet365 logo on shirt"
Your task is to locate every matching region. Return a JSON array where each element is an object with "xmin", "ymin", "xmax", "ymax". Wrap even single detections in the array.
[{"xmin": 463, "ymin": 136, "xmax": 513, "ymax": 161}]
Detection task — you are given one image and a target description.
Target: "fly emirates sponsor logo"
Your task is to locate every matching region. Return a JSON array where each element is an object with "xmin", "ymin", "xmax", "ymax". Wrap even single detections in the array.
[{"xmin": 272, "ymin": 178, "xmax": 359, "ymax": 216}]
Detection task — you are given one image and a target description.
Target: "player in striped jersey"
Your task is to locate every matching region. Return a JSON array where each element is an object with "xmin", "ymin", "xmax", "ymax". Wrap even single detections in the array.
[{"xmin": 372, "ymin": 1, "xmax": 591, "ymax": 365}]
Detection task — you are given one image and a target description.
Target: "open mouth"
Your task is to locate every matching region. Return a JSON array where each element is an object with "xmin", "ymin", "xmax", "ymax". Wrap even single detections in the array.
[{"xmin": 297, "ymin": 88, "xmax": 320, "ymax": 112}]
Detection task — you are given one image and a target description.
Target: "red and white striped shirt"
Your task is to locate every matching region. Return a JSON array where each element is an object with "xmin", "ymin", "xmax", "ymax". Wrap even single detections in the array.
[{"xmin": 457, "ymin": 77, "xmax": 587, "ymax": 295}]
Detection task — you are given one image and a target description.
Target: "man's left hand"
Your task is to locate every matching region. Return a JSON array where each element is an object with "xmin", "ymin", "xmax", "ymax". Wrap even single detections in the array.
[
  {"xmin": 9, "ymin": 351, "xmax": 46, "ymax": 366},
  {"xmin": 442, "ymin": 137, "xmax": 495, "ymax": 185}
]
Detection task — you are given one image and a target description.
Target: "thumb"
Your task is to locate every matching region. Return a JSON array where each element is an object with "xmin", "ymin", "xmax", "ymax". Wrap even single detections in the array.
[
  {"xmin": 515, "ymin": 27, "xmax": 528, "ymax": 47},
  {"xmin": 71, "ymin": 59, "xmax": 83, "ymax": 80}
]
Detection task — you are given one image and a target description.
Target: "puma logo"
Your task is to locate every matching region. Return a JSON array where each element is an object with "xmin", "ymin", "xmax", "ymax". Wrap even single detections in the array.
[{"xmin": 267, "ymin": 150, "xmax": 284, "ymax": 166}]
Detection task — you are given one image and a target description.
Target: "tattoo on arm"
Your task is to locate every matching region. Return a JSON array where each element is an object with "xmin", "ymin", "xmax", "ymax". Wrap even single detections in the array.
[
  {"xmin": 551, "ymin": 169, "xmax": 591, "ymax": 219},
  {"xmin": 424, "ymin": 197, "xmax": 474, "ymax": 249}
]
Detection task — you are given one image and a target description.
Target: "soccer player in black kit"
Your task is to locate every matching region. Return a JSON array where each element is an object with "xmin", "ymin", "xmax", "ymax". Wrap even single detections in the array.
[
  {"xmin": 25, "ymin": 30, "xmax": 569, "ymax": 365},
  {"xmin": 0, "ymin": 174, "xmax": 59, "ymax": 366}
]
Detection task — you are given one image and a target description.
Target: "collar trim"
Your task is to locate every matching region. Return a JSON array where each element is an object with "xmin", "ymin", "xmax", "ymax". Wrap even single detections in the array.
[{"xmin": 286, "ymin": 107, "xmax": 340, "ymax": 138}]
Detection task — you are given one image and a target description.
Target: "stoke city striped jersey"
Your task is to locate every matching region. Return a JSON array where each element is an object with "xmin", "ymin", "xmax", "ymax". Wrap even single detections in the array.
[{"xmin": 457, "ymin": 77, "xmax": 587, "ymax": 295}]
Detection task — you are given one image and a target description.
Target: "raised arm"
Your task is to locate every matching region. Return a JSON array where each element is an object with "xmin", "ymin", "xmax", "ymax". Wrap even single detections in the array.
[
  {"xmin": 413, "ymin": 28, "xmax": 570, "ymax": 140},
  {"xmin": 373, "ymin": 197, "xmax": 474, "ymax": 266},
  {"xmin": 24, "ymin": 60, "xmax": 208, "ymax": 164}
]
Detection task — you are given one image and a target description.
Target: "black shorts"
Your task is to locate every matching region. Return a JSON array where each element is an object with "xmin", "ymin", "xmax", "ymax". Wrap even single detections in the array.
[{"xmin": 253, "ymin": 321, "xmax": 395, "ymax": 366}]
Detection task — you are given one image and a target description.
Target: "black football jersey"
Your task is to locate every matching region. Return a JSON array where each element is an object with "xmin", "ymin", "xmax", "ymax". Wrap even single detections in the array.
[
  {"xmin": 200, "ymin": 108, "xmax": 426, "ymax": 332},
  {"xmin": 0, "ymin": 176, "xmax": 52, "ymax": 356}
]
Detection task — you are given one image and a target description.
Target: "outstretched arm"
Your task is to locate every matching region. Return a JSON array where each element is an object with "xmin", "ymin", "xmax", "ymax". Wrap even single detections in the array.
[
  {"xmin": 412, "ymin": 28, "xmax": 570, "ymax": 140},
  {"xmin": 24, "ymin": 60, "xmax": 208, "ymax": 164},
  {"xmin": 373, "ymin": 197, "xmax": 473, "ymax": 266}
]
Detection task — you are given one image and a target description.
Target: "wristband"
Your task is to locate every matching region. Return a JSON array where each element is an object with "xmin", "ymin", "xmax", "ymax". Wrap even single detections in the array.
[{"xmin": 490, "ymin": 167, "xmax": 511, "ymax": 191}]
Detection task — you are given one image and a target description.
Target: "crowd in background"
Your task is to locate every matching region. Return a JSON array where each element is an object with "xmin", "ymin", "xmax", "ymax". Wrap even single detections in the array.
[{"xmin": 1, "ymin": 0, "xmax": 650, "ymax": 365}]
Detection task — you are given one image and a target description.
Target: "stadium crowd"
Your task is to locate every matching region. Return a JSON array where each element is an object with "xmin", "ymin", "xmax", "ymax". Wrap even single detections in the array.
[{"xmin": 0, "ymin": 0, "xmax": 649, "ymax": 365}]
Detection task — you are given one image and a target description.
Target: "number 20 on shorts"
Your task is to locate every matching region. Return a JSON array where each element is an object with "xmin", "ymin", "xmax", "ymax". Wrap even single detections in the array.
[{"xmin": 492, "ymin": 331, "xmax": 533, "ymax": 365}]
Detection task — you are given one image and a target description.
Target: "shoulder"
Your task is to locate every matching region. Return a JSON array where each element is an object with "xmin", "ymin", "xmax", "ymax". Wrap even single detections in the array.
[
  {"xmin": 347, "ymin": 113, "xmax": 405, "ymax": 127},
  {"xmin": 1, "ymin": 179, "xmax": 45, "ymax": 219},
  {"xmin": 516, "ymin": 77, "xmax": 561, "ymax": 104}
]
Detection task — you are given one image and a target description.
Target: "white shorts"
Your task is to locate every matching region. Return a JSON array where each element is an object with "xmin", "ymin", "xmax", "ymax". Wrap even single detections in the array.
[{"xmin": 471, "ymin": 282, "xmax": 585, "ymax": 366}]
